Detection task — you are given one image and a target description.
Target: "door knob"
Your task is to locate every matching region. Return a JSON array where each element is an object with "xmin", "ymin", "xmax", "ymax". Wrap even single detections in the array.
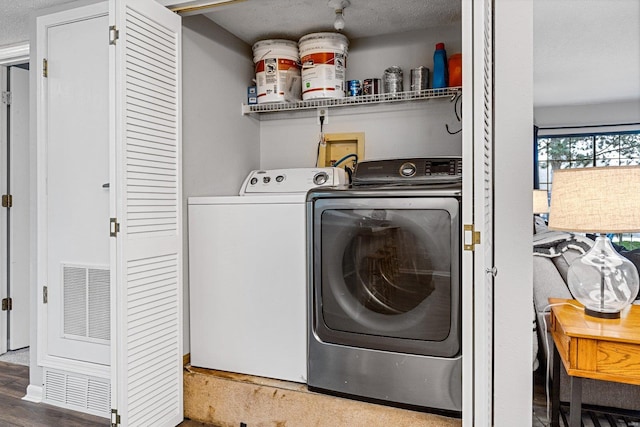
[{"xmin": 486, "ymin": 266, "xmax": 498, "ymax": 277}]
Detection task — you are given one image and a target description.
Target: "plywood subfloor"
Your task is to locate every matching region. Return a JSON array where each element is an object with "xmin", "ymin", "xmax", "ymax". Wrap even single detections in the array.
[{"xmin": 184, "ymin": 365, "xmax": 462, "ymax": 427}]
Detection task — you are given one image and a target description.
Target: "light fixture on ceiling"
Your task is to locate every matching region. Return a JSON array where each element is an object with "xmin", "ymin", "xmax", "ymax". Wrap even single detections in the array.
[
  {"xmin": 328, "ymin": 0, "xmax": 351, "ymax": 31},
  {"xmin": 170, "ymin": 0, "xmax": 249, "ymax": 16}
]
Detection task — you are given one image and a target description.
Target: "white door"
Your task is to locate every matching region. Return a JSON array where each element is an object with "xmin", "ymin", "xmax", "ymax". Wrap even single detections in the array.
[
  {"xmin": 474, "ymin": 0, "xmax": 495, "ymax": 424},
  {"xmin": 0, "ymin": 64, "xmax": 30, "ymax": 355},
  {"xmin": 41, "ymin": 5, "xmax": 111, "ymax": 366},
  {"xmin": 0, "ymin": 66, "xmax": 30, "ymax": 354},
  {"xmin": 0, "ymin": 65, "xmax": 7, "ymax": 356},
  {"xmin": 461, "ymin": 0, "xmax": 494, "ymax": 425},
  {"xmin": 109, "ymin": 0, "xmax": 183, "ymax": 425},
  {"xmin": 8, "ymin": 65, "xmax": 30, "ymax": 350}
]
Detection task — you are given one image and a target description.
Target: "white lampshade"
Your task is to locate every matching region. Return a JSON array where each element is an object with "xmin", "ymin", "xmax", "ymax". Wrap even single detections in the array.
[
  {"xmin": 548, "ymin": 166, "xmax": 640, "ymax": 233},
  {"xmin": 548, "ymin": 165, "xmax": 640, "ymax": 318},
  {"xmin": 532, "ymin": 190, "xmax": 549, "ymax": 214}
]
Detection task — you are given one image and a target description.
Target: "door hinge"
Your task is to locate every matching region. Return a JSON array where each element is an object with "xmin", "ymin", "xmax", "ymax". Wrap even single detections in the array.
[
  {"xmin": 1, "ymin": 297, "xmax": 12, "ymax": 311},
  {"xmin": 463, "ymin": 224, "xmax": 481, "ymax": 251},
  {"xmin": 1, "ymin": 91, "xmax": 10, "ymax": 105},
  {"xmin": 110, "ymin": 218, "xmax": 120, "ymax": 237},
  {"xmin": 43, "ymin": 286, "xmax": 48, "ymax": 304},
  {"xmin": 42, "ymin": 58, "xmax": 48, "ymax": 78},
  {"xmin": 1, "ymin": 194, "xmax": 12, "ymax": 208},
  {"xmin": 111, "ymin": 409, "xmax": 121, "ymax": 426},
  {"xmin": 109, "ymin": 25, "xmax": 119, "ymax": 45}
]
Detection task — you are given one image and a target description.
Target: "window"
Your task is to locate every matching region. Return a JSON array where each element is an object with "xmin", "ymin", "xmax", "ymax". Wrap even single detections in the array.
[
  {"xmin": 537, "ymin": 132, "xmax": 640, "ymax": 188},
  {"xmin": 537, "ymin": 130, "xmax": 640, "ymax": 249}
]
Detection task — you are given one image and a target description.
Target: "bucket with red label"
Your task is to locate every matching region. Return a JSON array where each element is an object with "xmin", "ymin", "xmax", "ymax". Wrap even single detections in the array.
[
  {"xmin": 298, "ymin": 32, "xmax": 349, "ymax": 100},
  {"xmin": 252, "ymin": 39, "xmax": 300, "ymax": 103}
]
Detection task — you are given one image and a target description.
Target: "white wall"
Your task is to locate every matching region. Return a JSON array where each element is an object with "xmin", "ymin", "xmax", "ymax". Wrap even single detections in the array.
[
  {"xmin": 259, "ymin": 103, "xmax": 462, "ymax": 169},
  {"xmin": 535, "ymin": 99, "xmax": 640, "ymax": 131},
  {"xmin": 260, "ymin": 25, "xmax": 462, "ymax": 169},
  {"xmin": 347, "ymin": 25, "xmax": 462, "ymax": 82},
  {"xmin": 181, "ymin": 15, "xmax": 260, "ymax": 354},
  {"xmin": 182, "ymin": 15, "xmax": 259, "ymax": 197},
  {"xmin": 493, "ymin": 0, "xmax": 534, "ymax": 425}
]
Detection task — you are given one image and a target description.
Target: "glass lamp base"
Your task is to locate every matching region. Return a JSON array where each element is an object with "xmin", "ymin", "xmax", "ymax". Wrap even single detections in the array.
[
  {"xmin": 584, "ymin": 307, "xmax": 620, "ymax": 319},
  {"xmin": 568, "ymin": 235, "xmax": 640, "ymax": 318}
]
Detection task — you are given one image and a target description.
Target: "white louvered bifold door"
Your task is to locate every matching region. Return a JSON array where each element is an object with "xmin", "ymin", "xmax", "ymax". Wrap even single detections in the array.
[
  {"xmin": 109, "ymin": 1, "xmax": 182, "ymax": 426},
  {"xmin": 474, "ymin": 0, "xmax": 494, "ymax": 425},
  {"xmin": 461, "ymin": 0, "xmax": 494, "ymax": 425}
]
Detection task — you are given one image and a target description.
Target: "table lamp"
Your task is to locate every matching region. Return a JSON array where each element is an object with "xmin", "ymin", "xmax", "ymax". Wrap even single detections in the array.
[
  {"xmin": 548, "ymin": 166, "xmax": 640, "ymax": 318},
  {"xmin": 533, "ymin": 189, "xmax": 549, "ymax": 214},
  {"xmin": 533, "ymin": 189, "xmax": 549, "ymax": 233}
]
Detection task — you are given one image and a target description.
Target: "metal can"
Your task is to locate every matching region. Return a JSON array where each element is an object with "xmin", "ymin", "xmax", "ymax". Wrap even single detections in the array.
[
  {"xmin": 362, "ymin": 78, "xmax": 381, "ymax": 95},
  {"xmin": 382, "ymin": 66, "xmax": 403, "ymax": 93},
  {"xmin": 410, "ymin": 66, "xmax": 429, "ymax": 92},
  {"xmin": 347, "ymin": 79, "xmax": 361, "ymax": 96}
]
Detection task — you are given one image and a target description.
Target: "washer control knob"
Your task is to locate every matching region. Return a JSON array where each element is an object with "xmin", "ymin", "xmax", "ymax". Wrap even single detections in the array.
[
  {"xmin": 263, "ymin": 176, "xmax": 271, "ymax": 183},
  {"xmin": 276, "ymin": 175, "xmax": 285, "ymax": 183},
  {"xmin": 250, "ymin": 177, "xmax": 258, "ymax": 185},
  {"xmin": 313, "ymin": 172, "xmax": 329, "ymax": 185},
  {"xmin": 400, "ymin": 162, "xmax": 417, "ymax": 177}
]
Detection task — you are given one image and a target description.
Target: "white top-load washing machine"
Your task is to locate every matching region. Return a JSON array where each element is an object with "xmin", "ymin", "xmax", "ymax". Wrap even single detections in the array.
[{"xmin": 188, "ymin": 167, "xmax": 346, "ymax": 383}]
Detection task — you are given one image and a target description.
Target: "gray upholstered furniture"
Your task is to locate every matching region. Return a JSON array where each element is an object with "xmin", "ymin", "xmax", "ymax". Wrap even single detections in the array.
[{"xmin": 533, "ymin": 228, "xmax": 640, "ymax": 412}]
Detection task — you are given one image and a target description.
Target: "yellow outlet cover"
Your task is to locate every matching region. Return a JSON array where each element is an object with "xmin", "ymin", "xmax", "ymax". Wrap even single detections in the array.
[{"xmin": 318, "ymin": 132, "xmax": 365, "ymax": 169}]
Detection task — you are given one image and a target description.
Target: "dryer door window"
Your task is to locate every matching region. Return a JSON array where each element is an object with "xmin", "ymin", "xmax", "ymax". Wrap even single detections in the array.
[{"xmin": 312, "ymin": 197, "xmax": 461, "ymax": 357}]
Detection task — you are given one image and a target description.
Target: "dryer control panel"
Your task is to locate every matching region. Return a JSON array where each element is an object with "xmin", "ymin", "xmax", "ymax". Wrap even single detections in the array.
[
  {"xmin": 352, "ymin": 157, "xmax": 462, "ymax": 186},
  {"xmin": 240, "ymin": 167, "xmax": 347, "ymax": 195}
]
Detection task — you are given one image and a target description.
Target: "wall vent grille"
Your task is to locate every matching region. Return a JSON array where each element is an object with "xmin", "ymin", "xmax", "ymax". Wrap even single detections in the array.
[
  {"xmin": 43, "ymin": 368, "xmax": 110, "ymax": 418},
  {"xmin": 62, "ymin": 264, "xmax": 110, "ymax": 342}
]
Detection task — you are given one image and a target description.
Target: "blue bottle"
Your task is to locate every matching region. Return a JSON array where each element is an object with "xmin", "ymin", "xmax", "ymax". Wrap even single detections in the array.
[{"xmin": 432, "ymin": 42, "xmax": 448, "ymax": 88}]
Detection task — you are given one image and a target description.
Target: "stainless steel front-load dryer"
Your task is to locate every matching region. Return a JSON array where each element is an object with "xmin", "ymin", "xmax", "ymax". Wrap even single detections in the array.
[{"xmin": 306, "ymin": 158, "xmax": 462, "ymax": 415}]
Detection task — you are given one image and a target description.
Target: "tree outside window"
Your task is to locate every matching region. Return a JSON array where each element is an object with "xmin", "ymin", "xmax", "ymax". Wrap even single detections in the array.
[{"xmin": 537, "ymin": 131, "xmax": 640, "ymax": 249}]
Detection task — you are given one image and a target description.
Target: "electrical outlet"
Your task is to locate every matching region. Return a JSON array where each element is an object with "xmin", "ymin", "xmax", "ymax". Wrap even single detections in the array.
[{"xmin": 317, "ymin": 108, "xmax": 328, "ymax": 125}]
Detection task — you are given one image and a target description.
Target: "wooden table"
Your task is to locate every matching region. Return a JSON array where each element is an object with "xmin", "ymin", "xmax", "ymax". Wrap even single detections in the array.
[{"xmin": 548, "ymin": 298, "xmax": 640, "ymax": 427}]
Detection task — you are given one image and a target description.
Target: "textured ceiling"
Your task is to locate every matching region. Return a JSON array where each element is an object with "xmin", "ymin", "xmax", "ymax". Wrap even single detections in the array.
[
  {"xmin": 0, "ymin": 0, "xmax": 638, "ymax": 108},
  {"xmin": 0, "ymin": 0, "xmax": 77, "ymax": 47},
  {"xmin": 199, "ymin": 0, "xmax": 639, "ymax": 107},
  {"xmin": 533, "ymin": 0, "xmax": 640, "ymax": 107},
  {"xmin": 201, "ymin": 0, "xmax": 461, "ymax": 45}
]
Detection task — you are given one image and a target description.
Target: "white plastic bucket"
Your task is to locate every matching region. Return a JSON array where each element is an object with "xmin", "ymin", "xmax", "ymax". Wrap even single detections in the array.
[
  {"xmin": 298, "ymin": 32, "xmax": 349, "ymax": 100},
  {"xmin": 252, "ymin": 39, "xmax": 300, "ymax": 104}
]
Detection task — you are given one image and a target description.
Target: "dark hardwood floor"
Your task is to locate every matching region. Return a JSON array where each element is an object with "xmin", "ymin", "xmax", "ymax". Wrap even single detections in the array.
[
  {"xmin": 0, "ymin": 361, "xmax": 212, "ymax": 427},
  {"xmin": 0, "ymin": 361, "xmax": 107, "ymax": 426}
]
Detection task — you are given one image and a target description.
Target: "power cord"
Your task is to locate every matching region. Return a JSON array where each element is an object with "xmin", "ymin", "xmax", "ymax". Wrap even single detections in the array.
[
  {"xmin": 333, "ymin": 153, "xmax": 357, "ymax": 167},
  {"xmin": 539, "ymin": 302, "xmax": 583, "ymax": 425},
  {"xmin": 446, "ymin": 92, "xmax": 462, "ymax": 135},
  {"xmin": 344, "ymin": 165, "xmax": 353, "ymax": 183},
  {"xmin": 333, "ymin": 153, "xmax": 357, "ymax": 184},
  {"xmin": 315, "ymin": 115, "xmax": 325, "ymax": 167}
]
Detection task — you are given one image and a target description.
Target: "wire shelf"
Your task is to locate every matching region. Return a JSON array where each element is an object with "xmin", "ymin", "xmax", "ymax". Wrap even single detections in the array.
[{"xmin": 241, "ymin": 87, "xmax": 462, "ymax": 115}]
